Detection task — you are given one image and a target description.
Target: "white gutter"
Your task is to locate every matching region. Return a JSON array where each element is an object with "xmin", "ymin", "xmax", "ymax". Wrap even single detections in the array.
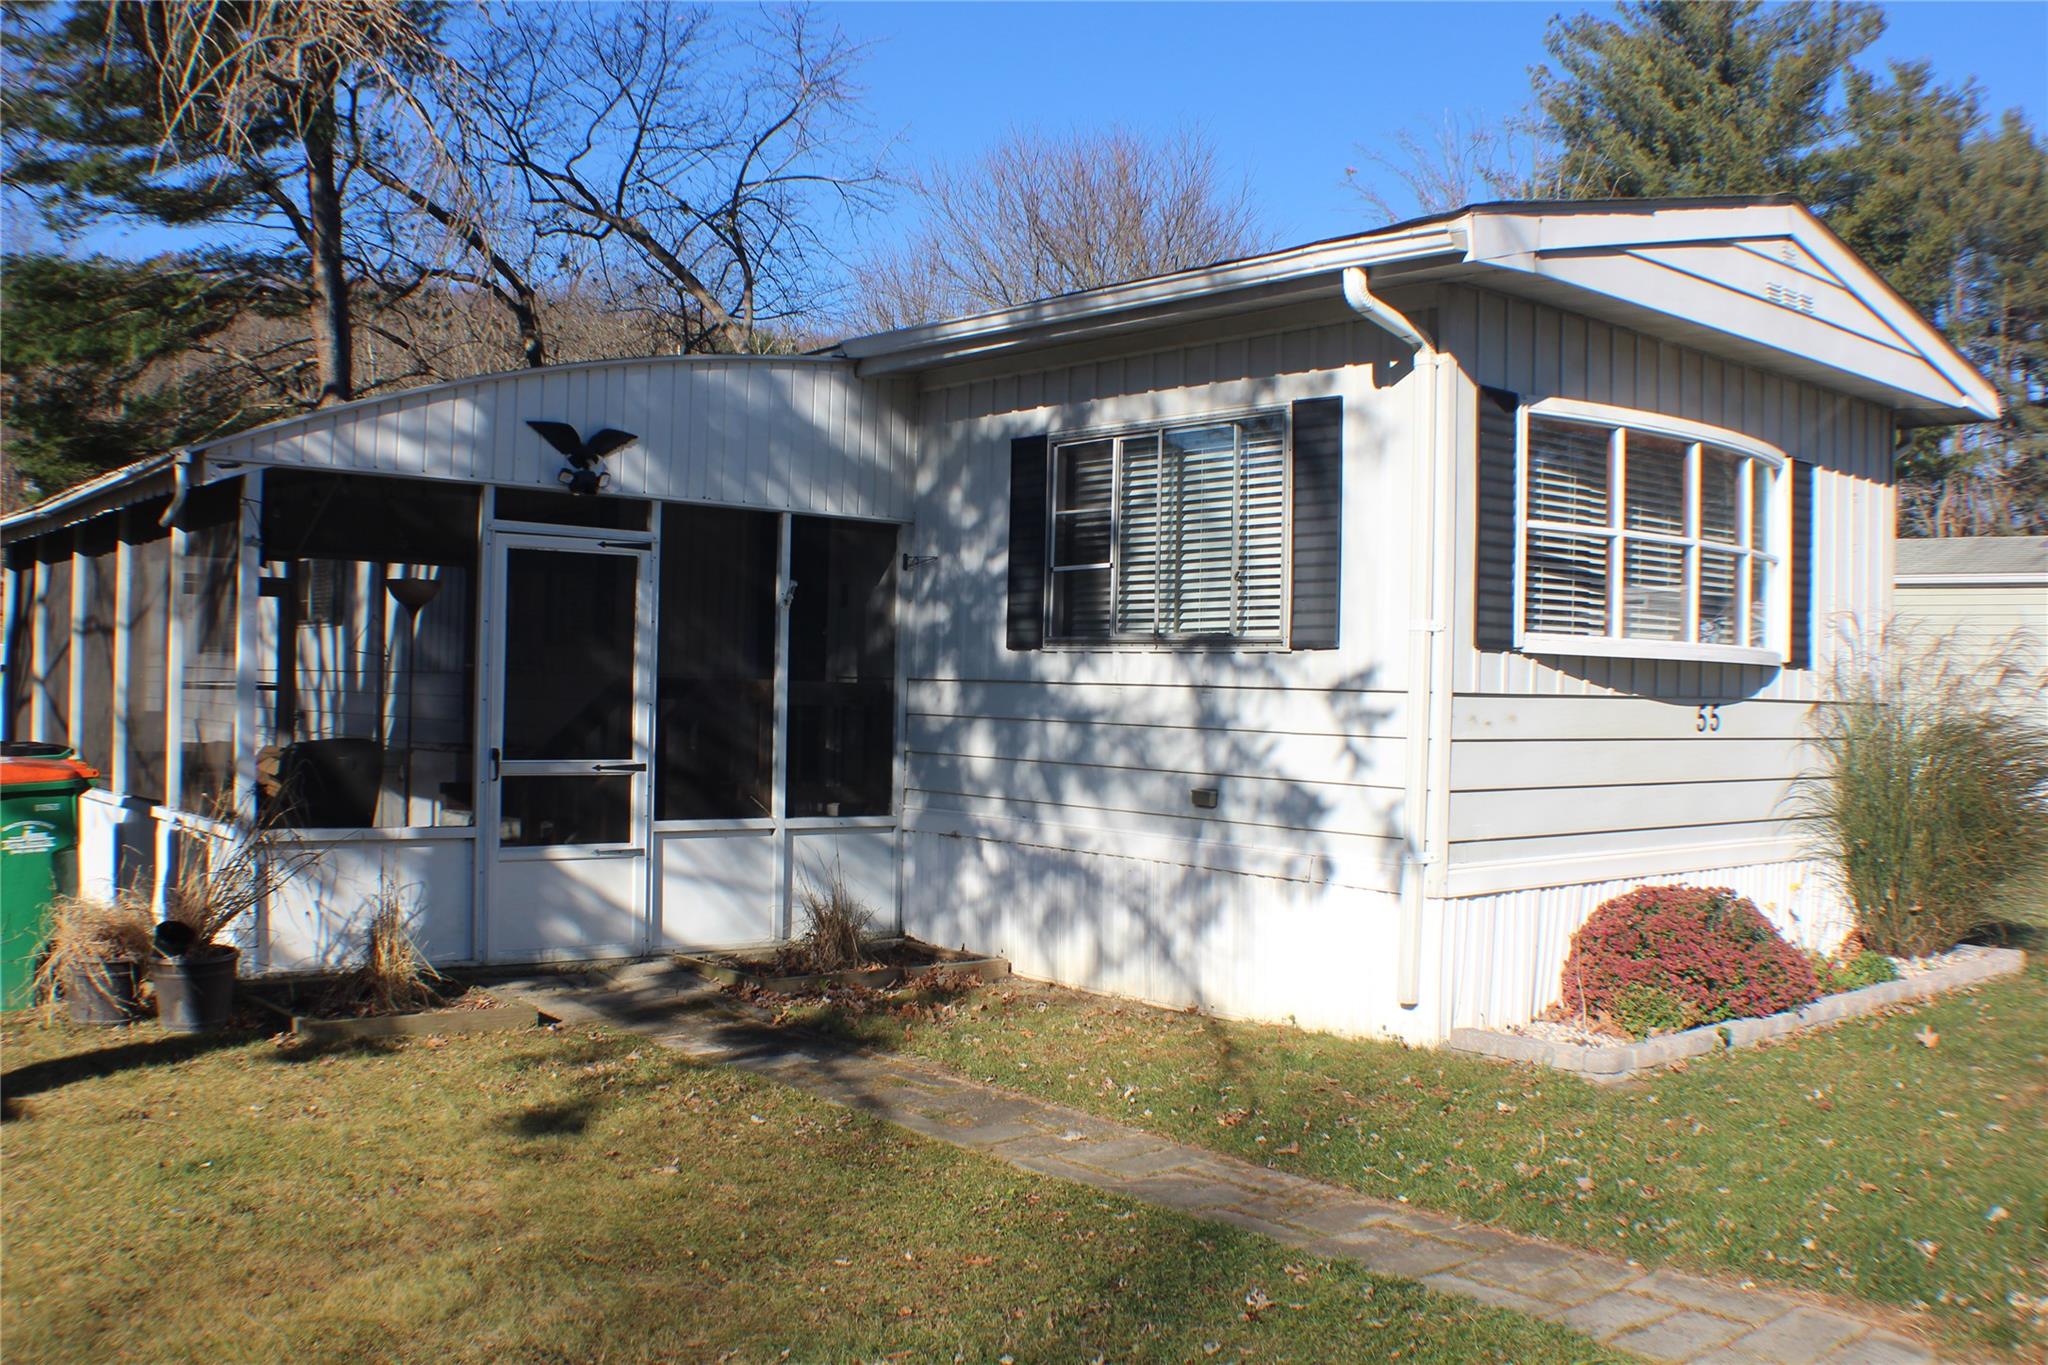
[
  {"xmin": 841, "ymin": 222, "xmax": 1470, "ymax": 377},
  {"xmin": 1340, "ymin": 267, "xmax": 1456, "ymax": 1013}
]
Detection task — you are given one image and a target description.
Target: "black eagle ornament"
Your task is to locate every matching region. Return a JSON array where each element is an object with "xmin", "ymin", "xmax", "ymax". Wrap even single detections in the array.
[{"xmin": 527, "ymin": 421, "xmax": 637, "ymax": 495}]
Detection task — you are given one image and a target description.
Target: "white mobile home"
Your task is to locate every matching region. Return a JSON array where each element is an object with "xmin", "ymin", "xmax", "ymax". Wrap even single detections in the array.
[{"xmin": 1, "ymin": 197, "xmax": 2000, "ymax": 1042}]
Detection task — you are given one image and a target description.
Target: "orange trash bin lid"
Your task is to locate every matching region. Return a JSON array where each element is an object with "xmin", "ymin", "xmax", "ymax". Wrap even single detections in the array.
[{"xmin": 0, "ymin": 756, "xmax": 100, "ymax": 788}]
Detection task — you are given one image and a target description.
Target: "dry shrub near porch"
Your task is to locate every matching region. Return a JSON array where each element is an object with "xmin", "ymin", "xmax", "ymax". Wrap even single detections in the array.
[{"xmin": 1801, "ymin": 626, "xmax": 2048, "ymax": 957}]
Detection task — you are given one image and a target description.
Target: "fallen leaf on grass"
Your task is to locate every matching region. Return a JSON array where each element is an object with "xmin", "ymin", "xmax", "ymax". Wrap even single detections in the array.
[{"xmin": 1914, "ymin": 1027, "xmax": 1940, "ymax": 1048}]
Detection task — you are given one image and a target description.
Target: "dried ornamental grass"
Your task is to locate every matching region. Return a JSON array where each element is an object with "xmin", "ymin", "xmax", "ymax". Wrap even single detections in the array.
[
  {"xmin": 30, "ymin": 892, "xmax": 155, "ymax": 1021},
  {"xmin": 794, "ymin": 863, "xmax": 876, "ymax": 974},
  {"xmin": 325, "ymin": 872, "xmax": 443, "ymax": 1016},
  {"xmin": 166, "ymin": 795, "xmax": 323, "ymax": 950},
  {"xmin": 1798, "ymin": 624, "xmax": 2048, "ymax": 956}
]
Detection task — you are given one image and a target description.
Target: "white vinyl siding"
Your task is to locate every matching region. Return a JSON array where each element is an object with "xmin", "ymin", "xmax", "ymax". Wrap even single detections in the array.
[
  {"xmin": 1047, "ymin": 412, "xmax": 1287, "ymax": 643},
  {"xmin": 1517, "ymin": 398, "xmax": 1788, "ymax": 665}
]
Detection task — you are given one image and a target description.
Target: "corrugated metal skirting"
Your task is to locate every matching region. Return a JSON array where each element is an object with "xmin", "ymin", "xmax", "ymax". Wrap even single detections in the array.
[{"xmin": 1437, "ymin": 858, "xmax": 1853, "ymax": 1032}]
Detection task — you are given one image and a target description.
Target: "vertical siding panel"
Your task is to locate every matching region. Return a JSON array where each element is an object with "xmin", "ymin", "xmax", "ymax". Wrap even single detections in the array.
[
  {"xmin": 1610, "ymin": 327, "xmax": 1636, "ymax": 408},
  {"xmin": 1478, "ymin": 289, "xmax": 1508, "ymax": 386},
  {"xmin": 1560, "ymin": 313, "xmax": 1586, "ymax": 398},
  {"xmin": 1585, "ymin": 320, "xmax": 1612, "ymax": 405}
]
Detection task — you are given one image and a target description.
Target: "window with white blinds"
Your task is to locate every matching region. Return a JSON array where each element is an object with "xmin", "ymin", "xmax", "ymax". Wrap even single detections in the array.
[
  {"xmin": 1047, "ymin": 412, "xmax": 1287, "ymax": 642},
  {"xmin": 1518, "ymin": 399, "xmax": 1790, "ymax": 663}
]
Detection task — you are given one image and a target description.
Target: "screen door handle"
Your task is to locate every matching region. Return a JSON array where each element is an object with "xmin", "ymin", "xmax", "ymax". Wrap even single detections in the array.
[
  {"xmin": 591, "ymin": 762, "xmax": 646, "ymax": 773},
  {"xmin": 488, "ymin": 747, "xmax": 501, "ymax": 781}
]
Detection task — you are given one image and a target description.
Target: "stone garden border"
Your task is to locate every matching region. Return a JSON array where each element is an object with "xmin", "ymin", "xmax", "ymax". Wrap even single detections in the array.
[{"xmin": 1445, "ymin": 946, "xmax": 2026, "ymax": 1082}]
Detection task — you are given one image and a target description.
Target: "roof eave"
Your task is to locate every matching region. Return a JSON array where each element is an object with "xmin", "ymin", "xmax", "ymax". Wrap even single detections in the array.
[
  {"xmin": 2, "ymin": 453, "xmax": 177, "ymax": 544},
  {"xmin": 838, "ymin": 222, "xmax": 1470, "ymax": 377}
]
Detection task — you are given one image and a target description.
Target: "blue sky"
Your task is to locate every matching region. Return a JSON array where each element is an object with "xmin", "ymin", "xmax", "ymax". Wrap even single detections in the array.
[
  {"xmin": 21, "ymin": 1, "xmax": 2045, "ymax": 261},
  {"xmin": 830, "ymin": 0, "xmax": 2048, "ymax": 249}
]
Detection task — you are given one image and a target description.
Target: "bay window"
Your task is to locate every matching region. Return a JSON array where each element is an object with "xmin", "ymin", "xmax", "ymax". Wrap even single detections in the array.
[{"xmin": 1517, "ymin": 399, "xmax": 1789, "ymax": 663}]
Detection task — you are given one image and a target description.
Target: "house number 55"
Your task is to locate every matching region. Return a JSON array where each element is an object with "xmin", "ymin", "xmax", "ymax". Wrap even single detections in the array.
[{"xmin": 1695, "ymin": 704, "xmax": 1724, "ymax": 733}]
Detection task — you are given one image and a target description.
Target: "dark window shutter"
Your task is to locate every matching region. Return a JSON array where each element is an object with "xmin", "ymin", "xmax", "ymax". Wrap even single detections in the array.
[
  {"xmin": 1006, "ymin": 434, "xmax": 1049, "ymax": 651},
  {"xmin": 1474, "ymin": 386, "xmax": 1520, "ymax": 651},
  {"xmin": 1788, "ymin": 458, "xmax": 1815, "ymax": 670},
  {"xmin": 1289, "ymin": 397, "xmax": 1343, "ymax": 649}
]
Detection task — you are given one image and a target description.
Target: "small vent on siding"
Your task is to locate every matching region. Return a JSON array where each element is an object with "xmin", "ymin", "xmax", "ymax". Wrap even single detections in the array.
[{"xmin": 1765, "ymin": 282, "xmax": 1816, "ymax": 315}]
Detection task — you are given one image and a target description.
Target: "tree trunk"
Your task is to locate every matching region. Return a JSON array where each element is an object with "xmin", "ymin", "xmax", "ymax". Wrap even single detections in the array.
[{"xmin": 302, "ymin": 90, "xmax": 353, "ymax": 405}]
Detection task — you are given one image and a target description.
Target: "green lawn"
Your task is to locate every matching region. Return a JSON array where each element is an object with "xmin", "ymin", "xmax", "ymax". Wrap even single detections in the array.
[
  {"xmin": 785, "ymin": 954, "xmax": 2048, "ymax": 1355},
  {"xmin": 0, "ymin": 1016, "xmax": 1622, "ymax": 1364}
]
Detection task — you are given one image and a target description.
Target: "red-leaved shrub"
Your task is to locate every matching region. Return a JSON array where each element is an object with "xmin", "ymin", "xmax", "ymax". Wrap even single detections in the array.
[{"xmin": 1559, "ymin": 885, "xmax": 1820, "ymax": 1027}]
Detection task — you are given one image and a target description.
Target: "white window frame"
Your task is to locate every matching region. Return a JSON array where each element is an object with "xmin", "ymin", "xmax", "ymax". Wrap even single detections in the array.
[
  {"xmin": 1043, "ymin": 408, "xmax": 1293, "ymax": 648},
  {"xmin": 1513, "ymin": 397, "xmax": 1791, "ymax": 666}
]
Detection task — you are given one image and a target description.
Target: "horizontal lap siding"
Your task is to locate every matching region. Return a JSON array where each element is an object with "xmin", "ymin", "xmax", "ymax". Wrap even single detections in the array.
[
  {"xmin": 200, "ymin": 359, "xmax": 918, "ymax": 523},
  {"xmin": 1893, "ymin": 583, "xmax": 2048, "ymax": 694},
  {"xmin": 1430, "ymin": 285, "xmax": 1895, "ymax": 895},
  {"xmin": 904, "ymin": 315, "xmax": 1420, "ymax": 905}
]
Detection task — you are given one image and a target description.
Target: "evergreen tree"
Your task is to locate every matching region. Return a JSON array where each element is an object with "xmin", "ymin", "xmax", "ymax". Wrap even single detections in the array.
[
  {"xmin": 0, "ymin": 252, "xmax": 295, "ymax": 499},
  {"xmin": 1533, "ymin": 1, "xmax": 1881, "ymax": 200}
]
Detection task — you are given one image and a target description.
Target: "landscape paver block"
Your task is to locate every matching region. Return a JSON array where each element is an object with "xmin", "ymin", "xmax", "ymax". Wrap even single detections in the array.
[
  {"xmin": 1713, "ymin": 1307, "xmax": 1869, "ymax": 1363},
  {"xmin": 1419, "ymin": 1272, "xmax": 1558, "ymax": 1319},
  {"xmin": 1110, "ymin": 1173, "xmax": 1268, "ymax": 1213},
  {"xmin": 1459, "ymin": 1243, "xmax": 1645, "ymax": 1303},
  {"xmin": 1611, "ymin": 1309, "xmax": 1756, "ymax": 1360},
  {"xmin": 1056, "ymin": 1135, "xmax": 1191, "ymax": 1179},
  {"xmin": 1815, "ymin": 1334, "xmax": 1937, "ymax": 1365},
  {"xmin": 1633, "ymin": 1269, "xmax": 1790, "ymax": 1325},
  {"xmin": 1265, "ymin": 1198, "xmax": 1388, "ymax": 1238},
  {"xmin": 1003, "ymin": 1149, "xmax": 1120, "ymax": 1186},
  {"xmin": 1311, "ymin": 1227, "xmax": 1483, "ymax": 1279},
  {"xmin": 1554, "ymin": 1290, "xmax": 1683, "ymax": 1340}
]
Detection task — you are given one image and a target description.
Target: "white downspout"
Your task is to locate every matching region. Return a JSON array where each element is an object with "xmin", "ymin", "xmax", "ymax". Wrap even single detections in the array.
[{"xmin": 1342, "ymin": 267, "xmax": 1452, "ymax": 1013}]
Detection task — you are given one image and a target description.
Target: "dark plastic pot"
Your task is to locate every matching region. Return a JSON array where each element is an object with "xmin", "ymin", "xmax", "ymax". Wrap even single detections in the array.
[
  {"xmin": 152, "ymin": 945, "xmax": 239, "ymax": 1033},
  {"xmin": 63, "ymin": 960, "xmax": 143, "ymax": 1026}
]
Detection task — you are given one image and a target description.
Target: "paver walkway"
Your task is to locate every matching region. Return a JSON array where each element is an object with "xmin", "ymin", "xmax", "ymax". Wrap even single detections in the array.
[{"xmin": 488, "ymin": 962, "xmax": 1938, "ymax": 1365}]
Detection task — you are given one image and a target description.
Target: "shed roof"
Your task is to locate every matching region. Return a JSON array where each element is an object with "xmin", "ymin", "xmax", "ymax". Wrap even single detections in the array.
[{"xmin": 1895, "ymin": 536, "xmax": 2048, "ymax": 583}]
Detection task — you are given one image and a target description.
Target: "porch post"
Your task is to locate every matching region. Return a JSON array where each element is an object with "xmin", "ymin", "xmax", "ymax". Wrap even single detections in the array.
[
  {"xmin": 156, "ymin": 519, "xmax": 189, "ymax": 915},
  {"xmin": 233, "ymin": 471, "xmax": 265, "ymax": 967},
  {"xmin": 28, "ymin": 556, "xmax": 52, "ymax": 739},
  {"xmin": 67, "ymin": 540, "xmax": 87, "ymax": 755},
  {"xmin": 771, "ymin": 512, "xmax": 792, "ymax": 939},
  {"xmin": 110, "ymin": 516, "xmax": 134, "ymax": 798}
]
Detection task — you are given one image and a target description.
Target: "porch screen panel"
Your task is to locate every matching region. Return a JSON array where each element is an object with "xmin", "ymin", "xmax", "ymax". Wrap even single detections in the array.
[
  {"xmin": 2, "ymin": 546, "xmax": 30, "ymax": 741},
  {"xmin": 123, "ymin": 511, "xmax": 172, "ymax": 803},
  {"xmin": 76, "ymin": 518, "xmax": 119, "ymax": 782},
  {"xmin": 179, "ymin": 482, "xmax": 241, "ymax": 813},
  {"xmin": 40, "ymin": 544, "xmax": 72, "ymax": 739},
  {"xmin": 259, "ymin": 471, "xmax": 479, "ymax": 829},
  {"xmin": 788, "ymin": 517, "xmax": 896, "ymax": 818},
  {"xmin": 656, "ymin": 504, "xmax": 777, "ymax": 820}
]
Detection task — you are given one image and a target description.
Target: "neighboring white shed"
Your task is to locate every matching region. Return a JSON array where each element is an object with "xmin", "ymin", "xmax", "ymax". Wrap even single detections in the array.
[{"xmin": 1894, "ymin": 536, "xmax": 2048, "ymax": 700}]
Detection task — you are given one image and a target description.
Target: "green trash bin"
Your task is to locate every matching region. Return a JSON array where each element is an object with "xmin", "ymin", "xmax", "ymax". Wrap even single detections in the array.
[{"xmin": 1, "ymin": 743, "xmax": 101, "ymax": 1009}]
